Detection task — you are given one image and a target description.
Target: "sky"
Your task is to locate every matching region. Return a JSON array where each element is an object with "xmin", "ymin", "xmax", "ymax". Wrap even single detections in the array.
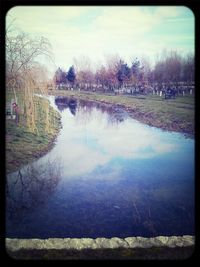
[{"xmin": 6, "ymin": 6, "xmax": 194, "ymax": 74}]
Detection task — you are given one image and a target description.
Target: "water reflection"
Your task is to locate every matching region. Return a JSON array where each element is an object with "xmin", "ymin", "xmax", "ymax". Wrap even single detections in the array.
[
  {"xmin": 6, "ymin": 159, "xmax": 61, "ymax": 222},
  {"xmin": 55, "ymin": 96, "xmax": 77, "ymax": 115},
  {"xmin": 54, "ymin": 97, "xmax": 126, "ymax": 123},
  {"xmin": 52, "ymin": 97, "xmax": 187, "ymax": 177},
  {"xmin": 55, "ymin": 96, "xmax": 68, "ymax": 112},
  {"xmin": 78, "ymin": 99, "xmax": 127, "ymax": 124},
  {"xmin": 6, "ymin": 96, "xmax": 194, "ymax": 238}
]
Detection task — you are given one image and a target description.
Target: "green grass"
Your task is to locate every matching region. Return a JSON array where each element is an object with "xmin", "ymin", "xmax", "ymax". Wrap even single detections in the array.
[
  {"xmin": 6, "ymin": 92, "xmax": 61, "ymax": 174},
  {"xmin": 51, "ymin": 90, "xmax": 194, "ymax": 136}
]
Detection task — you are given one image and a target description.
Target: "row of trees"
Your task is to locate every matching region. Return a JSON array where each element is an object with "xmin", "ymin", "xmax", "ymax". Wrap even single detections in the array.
[
  {"xmin": 53, "ymin": 56, "xmax": 143, "ymax": 91},
  {"xmin": 53, "ymin": 66, "xmax": 76, "ymax": 87},
  {"xmin": 153, "ymin": 51, "xmax": 194, "ymax": 84},
  {"xmin": 53, "ymin": 51, "xmax": 194, "ymax": 92}
]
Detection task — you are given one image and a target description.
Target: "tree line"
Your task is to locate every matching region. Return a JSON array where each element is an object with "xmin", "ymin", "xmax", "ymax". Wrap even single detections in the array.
[{"xmin": 53, "ymin": 51, "xmax": 194, "ymax": 93}]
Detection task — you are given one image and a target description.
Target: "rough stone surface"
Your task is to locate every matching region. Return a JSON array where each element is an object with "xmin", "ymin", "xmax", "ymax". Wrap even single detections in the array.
[
  {"xmin": 68, "ymin": 238, "xmax": 98, "ymax": 250},
  {"xmin": 110, "ymin": 237, "xmax": 129, "ymax": 248},
  {"xmin": 6, "ymin": 236, "xmax": 195, "ymax": 252},
  {"xmin": 124, "ymin": 237, "xmax": 138, "ymax": 248},
  {"xmin": 155, "ymin": 236, "xmax": 169, "ymax": 245},
  {"xmin": 95, "ymin": 237, "xmax": 129, "ymax": 249},
  {"xmin": 95, "ymin": 238, "xmax": 111, "ymax": 248}
]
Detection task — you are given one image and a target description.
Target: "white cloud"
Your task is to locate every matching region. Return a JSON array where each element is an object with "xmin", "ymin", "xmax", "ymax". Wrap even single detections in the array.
[
  {"xmin": 7, "ymin": 6, "xmax": 89, "ymax": 28},
  {"xmin": 94, "ymin": 7, "xmax": 158, "ymax": 33},
  {"xmin": 6, "ymin": 6, "xmax": 194, "ymax": 71},
  {"xmin": 154, "ymin": 6, "xmax": 181, "ymax": 18}
]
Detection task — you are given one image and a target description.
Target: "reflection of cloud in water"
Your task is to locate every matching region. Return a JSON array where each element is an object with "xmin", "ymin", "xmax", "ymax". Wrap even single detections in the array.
[
  {"xmin": 89, "ymin": 118, "xmax": 176, "ymax": 159},
  {"xmin": 46, "ymin": 104, "xmax": 181, "ymax": 177},
  {"xmin": 60, "ymin": 144, "xmax": 110, "ymax": 177}
]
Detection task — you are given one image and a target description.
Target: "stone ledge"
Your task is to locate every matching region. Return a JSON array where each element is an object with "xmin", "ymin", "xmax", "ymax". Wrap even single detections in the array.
[{"xmin": 6, "ymin": 236, "xmax": 194, "ymax": 251}]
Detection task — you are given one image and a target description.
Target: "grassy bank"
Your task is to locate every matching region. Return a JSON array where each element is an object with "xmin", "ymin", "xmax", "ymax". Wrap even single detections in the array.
[
  {"xmin": 50, "ymin": 90, "xmax": 194, "ymax": 137},
  {"xmin": 6, "ymin": 93, "xmax": 61, "ymax": 174}
]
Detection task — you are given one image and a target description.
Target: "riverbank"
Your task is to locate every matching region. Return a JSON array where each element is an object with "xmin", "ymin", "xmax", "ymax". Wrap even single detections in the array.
[
  {"xmin": 6, "ymin": 94, "xmax": 61, "ymax": 174},
  {"xmin": 49, "ymin": 90, "xmax": 194, "ymax": 137}
]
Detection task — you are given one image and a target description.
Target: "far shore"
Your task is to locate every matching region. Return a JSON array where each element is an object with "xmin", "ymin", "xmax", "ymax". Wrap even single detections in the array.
[{"xmin": 49, "ymin": 89, "xmax": 194, "ymax": 138}]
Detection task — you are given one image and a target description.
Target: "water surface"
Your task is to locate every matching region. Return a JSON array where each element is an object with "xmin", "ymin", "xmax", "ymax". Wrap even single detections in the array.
[{"xmin": 6, "ymin": 96, "xmax": 194, "ymax": 238}]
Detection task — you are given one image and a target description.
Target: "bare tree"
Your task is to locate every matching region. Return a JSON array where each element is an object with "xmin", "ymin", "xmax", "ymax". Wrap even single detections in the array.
[
  {"xmin": 6, "ymin": 31, "xmax": 52, "ymax": 94},
  {"xmin": 164, "ymin": 51, "xmax": 182, "ymax": 83},
  {"xmin": 182, "ymin": 53, "xmax": 194, "ymax": 83},
  {"xmin": 73, "ymin": 56, "xmax": 94, "ymax": 90},
  {"xmin": 104, "ymin": 54, "xmax": 121, "ymax": 90},
  {"xmin": 6, "ymin": 21, "xmax": 54, "ymax": 131}
]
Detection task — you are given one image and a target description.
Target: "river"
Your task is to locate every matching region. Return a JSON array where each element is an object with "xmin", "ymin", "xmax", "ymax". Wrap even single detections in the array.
[{"xmin": 6, "ymin": 95, "xmax": 194, "ymax": 238}]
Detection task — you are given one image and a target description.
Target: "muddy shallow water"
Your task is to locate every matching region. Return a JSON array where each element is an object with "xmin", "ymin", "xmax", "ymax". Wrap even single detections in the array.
[{"xmin": 6, "ymin": 96, "xmax": 194, "ymax": 238}]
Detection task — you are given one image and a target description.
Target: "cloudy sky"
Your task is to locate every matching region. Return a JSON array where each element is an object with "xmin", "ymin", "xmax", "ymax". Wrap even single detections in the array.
[{"xmin": 7, "ymin": 6, "xmax": 194, "ymax": 73}]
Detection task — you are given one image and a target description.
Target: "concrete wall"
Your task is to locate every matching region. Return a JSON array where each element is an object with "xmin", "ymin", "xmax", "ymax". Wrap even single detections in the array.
[{"xmin": 6, "ymin": 236, "xmax": 194, "ymax": 251}]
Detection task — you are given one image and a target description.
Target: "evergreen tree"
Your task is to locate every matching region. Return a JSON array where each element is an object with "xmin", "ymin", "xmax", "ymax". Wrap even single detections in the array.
[
  {"xmin": 67, "ymin": 66, "xmax": 76, "ymax": 86},
  {"xmin": 117, "ymin": 61, "xmax": 131, "ymax": 86}
]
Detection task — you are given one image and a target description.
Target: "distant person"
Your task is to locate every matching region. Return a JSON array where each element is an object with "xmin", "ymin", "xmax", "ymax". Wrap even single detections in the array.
[{"xmin": 12, "ymin": 102, "xmax": 20, "ymax": 124}]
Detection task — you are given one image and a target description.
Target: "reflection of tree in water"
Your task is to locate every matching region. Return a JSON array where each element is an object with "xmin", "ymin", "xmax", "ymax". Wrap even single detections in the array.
[
  {"xmin": 76, "ymin": 100, "xmax": 94, "ymax": 124},
  {"xmin": 55, "ymin": 97, "xmax": 126, "ymax": 123},
  {"xmin": 6, "ymin": 159, "xmax": 61, "ymax": 222},
  {"xmin": 55, "ymin": 96, "xmax": 77, "ymax": 115},
  {"xmin": 68, "ymin": 100, "xmax": 77, "ymax": 116},
  {"xmin": 108, "ymin": 108, "xmax": 126, "ymax": 124},
  {"xmin": 78, "ymin": 99, "xmax": 126, "ymax": 124}
]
